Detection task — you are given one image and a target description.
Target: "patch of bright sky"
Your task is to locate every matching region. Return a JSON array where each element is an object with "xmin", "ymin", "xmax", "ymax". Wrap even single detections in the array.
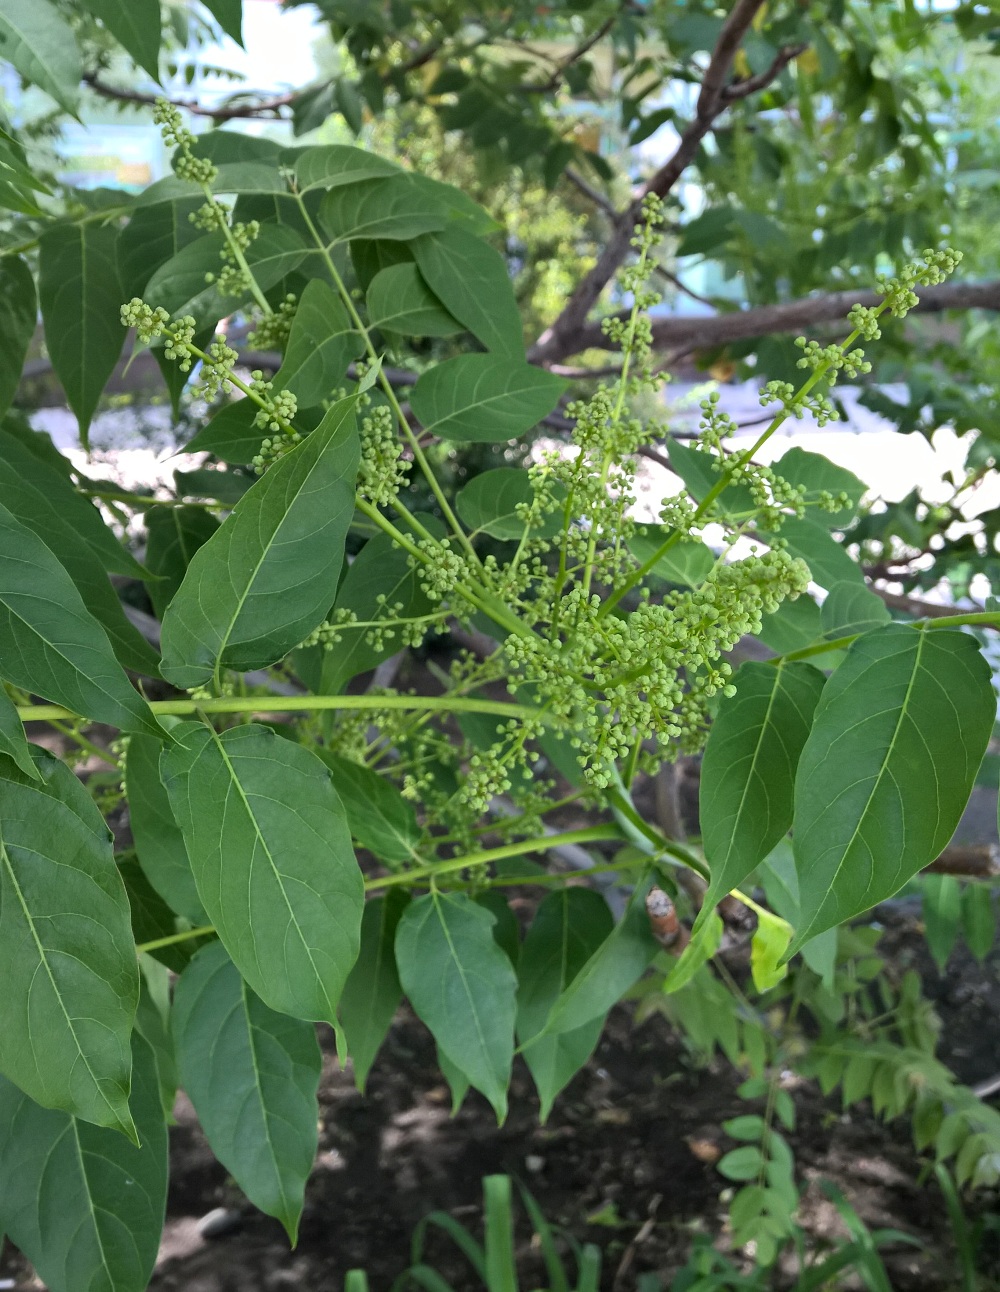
[{"xmin": 199, "ymin": 0, "xmax": 323, "ymax": 103}]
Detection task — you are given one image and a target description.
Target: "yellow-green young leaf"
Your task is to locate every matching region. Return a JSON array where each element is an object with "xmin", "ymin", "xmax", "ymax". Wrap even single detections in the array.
[
  {"xmin": 456, "ymin": 468, "xmax": 566, "ymax": 541},
  {"xmin": 412, "ymin": 227, "xmax": 524, "ymax": 357},
  {"xmin": 125, "ymin": 733, "xmax": 207, "ymax": 923},
  {"xmin": 273, "ymin": 278, "xmax": 363, "ymax": 407},
  {"xmin": 540, "ymin": 876, "xmax": 659, "ymax": 1035},
  {"xmin": 144, "ymin": 505, "xmax": 220, "ymax": 620},
  {"xmin": 961, "ymin": 884, "xmax": 996, "ymax": 962},
  {"xmin": 750, "ymin": 908, "xmax": 792, "ymax": 993},
  {"xmin": 820, "ymin": 580, "xmax": 890, "ymax": 639},
  {"xmin": 395, "ymin": 891, "xmax": 518, "ymax": 1122},
  {"xmin": 159, "ymin": 397, "xmax": 359, "ymax": 689},
  {"xmin": 173, "ymin": 942, "xmax": 322, "ymax": 1242},
  {"xmin": 0, "ymin": 750, "xmax": 139, "ymax": 1134},
  {"xmin": 516, "ymin": 889, "xmax": 614, "ymax": 1121},
  {"xmin": 791, "ymin": 626, "xmax": 995, "ymax": 953},
  {"xmin": 0, "ymin": 0, "xmax": 81, "ymax": 115},
  {"xmin": 315, "ymin": 750, "xmax": 421, "ymax": 864},
  {"xmin": 0, "ymin": 503, "xmax": 162, "ymax": 737},
  {"xmin": 0, "ymin": 686, "xmax": 40, "ymax": 780},
  {"xmin": 0, "ymin": 1034, "xmax": 167, "ymax": 1292},
  {"xmin": 161, "ymin": 722, "xmax": 364, "ymax": 1024},
  {"xmin": 38, "ymin": 223, "xmax": 123, "ymax": 447},
  {"xmin": 0, "ymin": 255, "xmax": 36, "ymax": 418},
  {"xmin": 717, "ymin": 1146, "xmax": 765, "ymax": 1181},
  {"xmin": 661, "ymin": 909, "xmax": 723, "ymax": 994},
  {"xmin": 339, "ymin": 891, "xmax": 410, "ymax": 1092},
  {"xmin": 366, "ymin": 264, "xmax": 463, "ymax": 337},
  {"xmin": 410, "ymin": 355, "xmax": 566, "ymax": 443},
  {"xmin": 923, "ymin": 874, "xmax": 961, "ymax": 971},
  {"xmin": 85, "ymin": 0, "xmax": 161, "ymax": 79},
  {"xmin": 698, "ymin": 660, "xmax": 826, "ymax": 926},
  {"xmin": 293, "ymin": 145, "xmax": 401, "ymax": 193},
  {"xmin": 319, "ymin": 176, "xmax": 448, "ymax": 243}
]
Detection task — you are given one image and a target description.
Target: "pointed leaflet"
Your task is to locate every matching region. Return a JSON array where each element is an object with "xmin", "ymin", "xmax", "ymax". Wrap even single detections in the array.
[
  {"xmin": 395, "ymin": 891, "xmax": 518, "ymax": 1121},
  {"xmin": 0, "ymin": 503, "xmax": 161, "ymax": 737},
  {"xmin": 119, "ymin": 194, "xmax": 202, "ymax": 298},
  {"xmin": 0, "ymin": 0, "xmax": 81, "ymax": 115},
  {"xmin": 293, "ymin": 145, "xmax": 401, "ymax": 192},
  {"xmin": 820, "ymin": 581, "xmax": 891, "ymax": 639},
  {"xmin": 144, "ymin": 505, "xmax": 220, "ymax": 620},
  {"xmin": 516, "ymin": 890, "xmax": 614, "ymax": 1121},
  {"xmin": 628, "ymin": 526, "xmax": 715, "ymax": 588},
  {"xmin": 790, "ymin": 625, "xmax": 995, "ymax": 952},
  {"xmin": 0, "ymin": 255, "xmax": 36, "ymax": 418},
  {"xmin": 161, "ymin": 722, "xmax": 364, "ymax": 1023},
  {"xmin": 273, "ymin": 278, "xmax": 363, "ymax": 407},
  {"xmin": 0, "ymin": 1034, "xmax": 167, "ymax": 1292},
  {"xmin": 174, "ymin": 942, "xmax": 321, "ymax": 1242},
  {"xmin": 318, "ymin": 176, "xmax": 448, "ymax": 242},
  {"xmin": 456, "ymin": 468, "xmax": 566, "ymax": 541},
  {"xmin": 316, "ymin": 750, "xmax": 421, "ymax": 863},
  {"xmin": 85, "ymin": 0, "xmax": 161, "ymax": 79},
  {"xmin": 767, "ymin": 517, "xmax": 865, "ymax": 590},
  {"xmin": 125, "ymin": 733, "xmax": 207, "ymax": 923},
  {"xmin": 757, "ymin": 594, "xmax": 822, "ymax": 654},
  {"xmin": 339, "ymin": 892, "xmax": 410, "ymax": 1092},
  {"xmin": 160, "ymin": 397, "xmax": 359, "ymax": 688},
  {"xmin": 412, "ymin": 227, "xmax": 524, "ymax": 357},
  {"xmin": 0, "ymin": 687, "xmax": 39, "ymax": 780},
  {"xmin": 771, "ymin": 447, "xmax": 867, "ymax": 529},
  {"xmin": 39, "ymin": 223, "xmax": 123, "ymax": 446},
  {"xmin": 698, "ymin": 661, "xmax": 826, "ymax": 918},
  {"xmin": 200, "ymin": 0, "xmax": 243, "ymax": 44},
  {"xmin": 410, "ymin": 355, "xmax": 565, "ymax": 443},
  {"xmin": 0, "ymin": 751, "xmax": 139, "ymax": 1134},
  {"xmin": 366, "ymin": 264, "xmax": 463, "ymax": 337}
]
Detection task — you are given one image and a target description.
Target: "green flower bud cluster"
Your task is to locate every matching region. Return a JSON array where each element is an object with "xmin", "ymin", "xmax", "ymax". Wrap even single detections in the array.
[
  {"xmin": 358, "ymin": 404, "xmax": 409, "ymax": 505},
  {"xmin": 120, "ymin": 299, "xmax": 170, "ymax": 345},
  {"xmin": 795, "ymin": 337, "xmax": 872, "ymax": 385},
  {"xmin": 877, "ymin": 247, "xmax": 962, "ymax": 317},
  {"xmin": 249, "ymin": 371, "xmax": 298, "ymax": 434},
  {"xmin": 248, "ymin": 294, "xmax": 298, "ymax": 350},
  {"xmin": 416, "ymin": 537, "xmax": 466, "ymax": 602},
  {"xmin": 190, "ymin": 199, "xmax": 231, "ymax": 233},
  {"xmin": 759, "ymin": 379, "xmax": 840, "ymax": 427},
  {"xmin": 197, "ymin": 338, "xmax": 239, "ymax": 401},
  {"xmin": 153, "ymin": 99, "xmax": 217, "ymax": 185},
  {"xmin": 847, "ymin": 303, "xmax": 882, "ymax": 341},
  {"xmin": 696, "ymin": 392, "xmax": 739, "ymax": 451}
]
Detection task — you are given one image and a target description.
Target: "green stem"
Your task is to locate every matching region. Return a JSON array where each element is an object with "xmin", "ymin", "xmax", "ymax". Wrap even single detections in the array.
[
  {"xmin": 204, "ymin": 182, "xmax": 273, "ymax": 316},
  {"xmin": 769, "ymin": 611, "xmax": 1000, "ymax": 665},
  {"xmin": 48, "ymin": 719, "xmax": 115, "ymax": 765},
  {"xmin": 17, "ymin": 693, "xmax": 549, "ymax": 725},
  {"xmin": 479, "ymin": 855, "xmax": 645, "ymax": 888},
  {"xmin": 365, "ymin": 824, "xmax": 622, "ymax": 891},
  {"xmin": 79, "ymin": 488, "xmax": 215, "ymax": 510},
  {"xmin": 136, "ymin": 924, "xmax": 216, "ymax": 954}
]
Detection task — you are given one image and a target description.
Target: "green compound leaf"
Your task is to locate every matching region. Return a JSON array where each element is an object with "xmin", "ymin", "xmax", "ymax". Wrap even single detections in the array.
[
  {"xmin": 410, "ymin": 355, "xmax": 565, "ymax": 443},
  {"xmin": 0, "ymin": 751, "xmax": 139, "ymax": 1135},
  {"xmin": 144, "ymin": 505, "xmax": 221, "ymax": 620},
  {"xmin": 0, "ymin": 0, "xmax": 81, "ymax": 115},
  {"xmin": 85, "ymin": 0, "xmax": 161, "ymax": 80},
  {"xmin": 0, "ymin": 255, "xmax": 36, "ymax": 418},
  {"xmin": 699, "ymin": 660, "xmax": 826, "ymax": 915},
  {"xmin": 366, "ymin": 263, "xmax": 463, "ymax": 337},
  {"xmin": 820, "ymin": 580, "xmax": 891, "ymax": 639},
  {"xmin": 395, "ymin": 891, "xmax": 518, "ymax": 1122},
  {"xmin": 0, "ymin": 1033, "xmax": 168, "ymax": 1292},
  {"xmin": 319, "ymin": 176, "xmax": 448, "ymax": 242},
  {"xmin": 161, "ymin": 722, "xmax": 364, "ymax": 1025},
  {"xmin": 174, "ymin": 942, "xmax": 322, "ymax": 1242},
  {"xmin": 0, "ymin": 686, "xmax": 39, "ymax": 780},
  {"xmin": 316, "ymin": 750, "xmax": 421, "ymax": 864},
  {"xmin": 413, "ymin": 227, "xmax": 525, "ymax": 357},
  {"xmin": 790, "ymin": 625, "xmax": 995, "ymax": 953},
  {"xmin": 125, "ymin": 732, "xmax": 207, "ymax": 923},
  {"xmin": 293, "ymin": 145, "xmax": 401, "ymax": 193},
  {"xmin": 160, "ymin": 396, "xmax": 359, "ymax": 688},
  {"xmin": 456, "ymin": 467, "xmax": 565, "ymax": 540},
  {"xmin": 274, "ymin": 277, "xmax": 363, "ymax": 407},
  {"xmin": 0, "ymin": 502, "xmax": 162, "ymax": 737},
  {"xmin": 39, "ymin": 223, "xmax": 123, "ymax": 446},
  {"xmin": 516, "ymin": 889, "xmax": 614, "ymax": 1121},
  {"xmin": 339, "ymin": 891, "xmax": 410, "ymax": 1092}
]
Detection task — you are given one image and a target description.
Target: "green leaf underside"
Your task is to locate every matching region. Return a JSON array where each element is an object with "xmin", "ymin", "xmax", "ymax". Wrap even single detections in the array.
[
  {"xmin": 790, "ymin": 625, "xmax": 995, "ymax": 951},
  {"xmin": 161, "ymin": 722, "xmax": 364, "ymax": 1024},
  {"xmin": 455, "ymin": 468, "xmax": 565, "ymax": 540},
  {"xmin": 821, "ymin": 580, "xmax": 891, "ymax": 639},
  {"xmin": 516, "ymin": 889, "xmax": 614, "ymax": 1120},
  {"xmin": 366, "ymin": 263, "xmax": 463, "ymax": 337},
  {"xmin": 38, "ymin": 223, "xmax": 124, "ymax": 445},
  {"xmin": 410, "ymin": 355, "xmax": 565, "ymax": 443},
  {"xmin": 0, "ymin": 502, "xmax": 161, "ymax": 737},
  {"xmin": 0, "ymin": 1034, "xmax": 168, "ymax": 1292},
  {"xmin": 274, "ymin": 277, "xmax": 363, "ymax": 407},
  {"xmin": 0, "ymin": 255, "xmax": 37, "ymax": 418},
  {"xmin": 339, "ymin": 891, "xmax": 410, "ymax": 1092},
  {"xmin": 124, "ymin": 733, "xmax": 207, "ymax": 923},
  {"xmin": 0, "ymin": 0, "xmax": 81, "ymax": 114},
  {"xmin": 0, "ymin": 752, "xmax": 138, "ymax": 1134},
  {"xmin": 316, "ymin": 750, "xmax": 421, "ymax": 863},
  {"xmin": 412, "ymin": 227, "xmax": 525, "ymax": 357},
  {"xmin": 395, "ymin": 891, "xmax": 518, "ymax": 1121},
  {"xmin": 756, "ymin": 594, "xmax": 822, "ymax": 654},
  {"xmin": 160, "ymin": 397, "xmax": 359, "ymax": 688},
  {"xmin": 174, "ymin": 942, "xmax": 322, "ymax": 1241},
  {"xmin": 293, "ymin": 145, "xmax": 401, "ymax": 193},
  {"xmin": 200, "ymin": 0, "xmax": 243, "ymax": 44},
  {"xmin": 699, "ymin": 660, "xmax": 826, "ymax": 916},
  {"xmin": 84, "ymin": 0, "xmax": 161, "ymax": 80}
]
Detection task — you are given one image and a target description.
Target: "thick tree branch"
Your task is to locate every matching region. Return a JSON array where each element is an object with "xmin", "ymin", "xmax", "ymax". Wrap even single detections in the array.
[
  {"xmin": 83, "ymin": 73, "xmax": 297, "ymax": 120},
  {"xmin": 530, "ymin": 0, "xmax": 799, "ymax": 365},
  {"xmin": 544, "ymin": 279, "xmax": 1000, "ymax": 361}
]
